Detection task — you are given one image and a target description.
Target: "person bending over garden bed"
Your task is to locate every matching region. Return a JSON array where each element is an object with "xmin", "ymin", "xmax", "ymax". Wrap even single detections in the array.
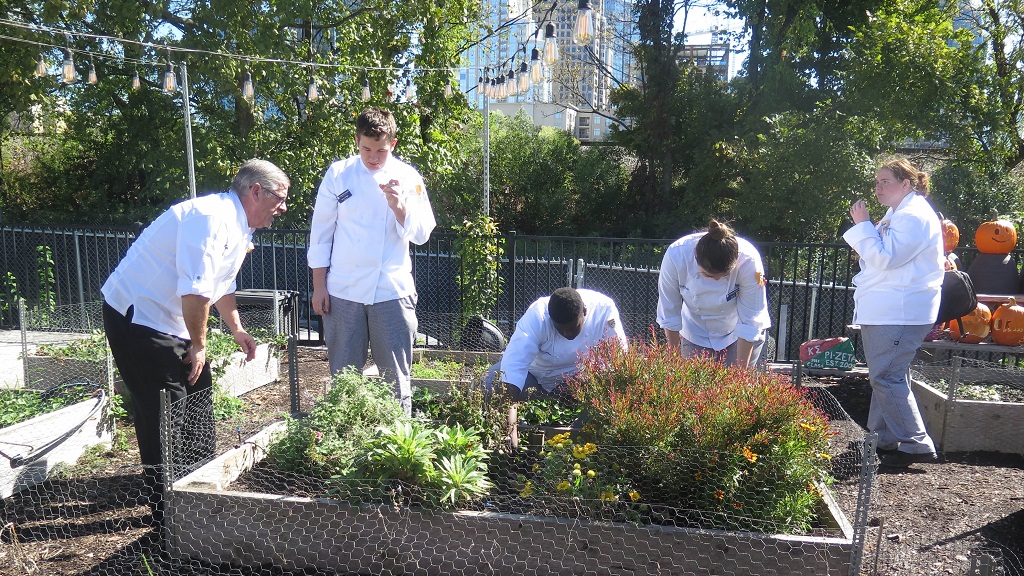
[{"xmin": 484, "ymin": 287, "xmax": 628, "ymax": 448}]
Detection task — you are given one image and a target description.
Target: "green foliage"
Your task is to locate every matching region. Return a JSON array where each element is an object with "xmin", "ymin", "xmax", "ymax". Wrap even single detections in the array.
[
  {"xmin": 410, "ymin": 358, "xmax": 474, "ymax": 381},
  {"xmin": 410, "ymin": 378, "xmax": 512, "ymax": 450},
  {"xmin": 566, "ymin": 337, "xmax": 834, "ymax": 533},
  {"xmin": 266, "ymin": 368, "xmax": 408, "ymax": 477},
  {"xmin": 35, "ymin": 245, "xmax": 55, "ymax": 313},
  {"xmin": 332, "ymin": 420, "xmax": 491, "ymax": 508},
  {"xmin": 517, "ymin": 395, "xmax": 582, "ymax": 427},
  {"xmin": 0, "ymin": 272, "xmax": 19, "ymax": 324},
  {"xmin": 36, "ymin": 330, "xmax": 109, "ymax": 362},
  {"xmin": 0, "ymin": 385, "xmax": 95, "ymax": 429},
  {"xmin": 453, "ymin": 213, "xmax": 504, "ymax": 323}
]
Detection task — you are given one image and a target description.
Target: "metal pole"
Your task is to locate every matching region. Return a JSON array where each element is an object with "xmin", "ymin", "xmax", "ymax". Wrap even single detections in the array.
[
  {"xmin": 181, "ymin": 61, "xmax": 197, "ymax": 199},
  {"xmin": 483, "ymin": 88, "xmax": 490, "ymax": 216},
  {"xmin": 73, "ymin": 230, "xmax": 87, "ymax": 328}
]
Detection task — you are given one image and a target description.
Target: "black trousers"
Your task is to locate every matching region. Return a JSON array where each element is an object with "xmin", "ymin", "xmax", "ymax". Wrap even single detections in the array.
[{"xmin": 102, "ymin": 301, "xmax": 214, "ymax": 516}]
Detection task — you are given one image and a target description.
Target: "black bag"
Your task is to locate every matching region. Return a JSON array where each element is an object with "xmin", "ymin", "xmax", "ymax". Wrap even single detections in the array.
[{"xmin": 936, "ymin": 269, "xmax": 978, "ymax": 325}]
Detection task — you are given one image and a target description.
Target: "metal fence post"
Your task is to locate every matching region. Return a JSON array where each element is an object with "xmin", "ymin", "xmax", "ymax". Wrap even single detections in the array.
[
  {"xmin": 848, "ymin": 431, "xmax": 878, "ymax": 576},
  {"xmin": 574, "ymin": 258, "xmax": 585, "ymax": 288},
  {"xmin": 159, "ymin": 388, "xmax": 173, "ymax": 545},
  {"xmin": 19, "ymin": 298, "xmax": 27, "ymax": 386},
  {"xmin": 73, "ymin": 230, "xmax": 87, "ymax": 329}
]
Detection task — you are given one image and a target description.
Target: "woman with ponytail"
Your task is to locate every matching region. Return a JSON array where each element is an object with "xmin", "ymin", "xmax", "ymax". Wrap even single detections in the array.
[{"xmin": 657, "ymin": 219, "xmax": 771, "ymax": 368}]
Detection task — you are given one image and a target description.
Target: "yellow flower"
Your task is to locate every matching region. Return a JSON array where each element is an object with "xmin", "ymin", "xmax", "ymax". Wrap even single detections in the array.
[
  {"xmin": 572, "ymin": 445, "xmax": 589, "ymax": 459},
  {"xmin": 599, "ymin": 490, "xmax": 617, "ymax": 502},
  {"xmin": 519, "ymin": 481, "xmax": 534, "ymax": 498},
  {"xmin": 629, "ymin": 490, "xmax": 640, "ymax": 502},
  {"xmin": 732, "ymin": 501, "xmax": 743, "ymax": 509},
  {"xmin": 742, "ymin": 446, "xmax": 758, "ymax": 463},
  {"xmin": 582, "ymin": 442, "xmax": 598, "ymax": 455},
  {"xmin": 714, "ymin": 490, "xmax": 725, "ymax": 500},
  {"xmin": 819, "ymin": 452, "xmax": 832, "ymax": 460},
  {"xmin": 799, "ymin": 422, "xmax": 817, "ymax": 432},
  {"xmin": 546, "ymin": 432, "xmax": 571, "ymax": 446},
  {"xmin": 693, "ymin": 472, "xmax": 702, "ymax": 480},
  {"xmin": 573, "ymin": 462, "xmax": 581, "ymax": 470},
  {"xmin": 556, "ymin": 480, "xmax": 571, "ymax": 491},
  {"xmin": 572, "ymin": 469, "xmax": 582, "ymax": 477},
  {"xmin": 532, "ymin": 463, "xmax": 540, "ymax": 472},
  {"xmin": 586, "ymin": 469, "xmax": 597, "ymax": 478}
]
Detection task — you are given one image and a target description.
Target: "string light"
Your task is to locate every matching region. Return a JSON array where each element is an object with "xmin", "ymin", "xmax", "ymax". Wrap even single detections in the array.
[
  {"xmin": 518, "ymin": 62, "xmax": 530, "ymax": 93},
  {"xmin": 307, "ymin": 76, "xmax": 318, "ymax": 101},
  {"xmin": 530, "ymin": 48, "xmax": 542, "ymax": 83},
  {"xmin": 361, "ymin": 76, "xmax": 371, "ymax": 101},
  {"xmin": 61, "ymin": 48, "xmax": 75, "ymax": 83},
  {"xmin": 573, "ymin": 0, "xmax": 595, "ymax": 45},
  {"xmin": 87, "ymin": 59, "xmax": 97, "ymax": 85},
  {"xmin": 131, "ymin": 67, "xmax": 140, "ymax": 90},
  {"xmin": 507, "ymin": 69, "xmax": 515, "ymax": 97},
  {"xmin": 242, "ymin": 70, "xmax": 254, "ymax": 101},
  {"xmin": 35, "ymin": 53, "xmax": 46, "ymax": 77},
  {"xmin": 162, "ymin": 60, "xmax": 176, "ymax": 92},
  {"xmin": 444, "ymin": 77, "xmax": 453, "ymax": 98},
  {"xmin": 543, "ymin": 23, "xmax": 558, "ymax": 65}
]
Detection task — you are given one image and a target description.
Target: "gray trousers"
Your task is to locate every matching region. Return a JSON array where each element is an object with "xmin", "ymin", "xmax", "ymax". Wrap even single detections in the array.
[
  {"xmin": 680, "ymin": 335, "xmax": 765, "ymax": 369},
  {"xmin": 860, "ymin": 324, "xmax": 936, "ymax": 454},
  {"xmin": 322, "ymin": 294, "xmax": 417, "ymax": 415}
]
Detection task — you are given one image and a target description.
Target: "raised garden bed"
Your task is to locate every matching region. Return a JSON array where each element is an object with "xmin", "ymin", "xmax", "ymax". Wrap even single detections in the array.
[
  {"xmin": 169, "ymin": 422, "xmax": 855, "ymax": 576},
  {"xmin": 912, "ymin": 369, "xmax": 1024, "ymax": 454},
  {"xmin": 0, "ymin": 389, "xmax": 112, "ymax": 498}
]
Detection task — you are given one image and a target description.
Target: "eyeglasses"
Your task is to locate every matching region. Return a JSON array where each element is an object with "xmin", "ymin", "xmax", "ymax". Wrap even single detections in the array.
[{"xmin": 262, "ymin": 187, "xmax": 288, "ymax": 207}]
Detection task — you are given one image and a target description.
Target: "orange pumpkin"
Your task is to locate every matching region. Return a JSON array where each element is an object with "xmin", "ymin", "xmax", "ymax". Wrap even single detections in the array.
[
  {"xmin": 991, "ymin": 297, "xmax": 1024, "ymax": 346},
  {"xmin": 941, "ymin": 219, "xmax": 960, "ymax": 253},
  {"xmin": 975, "ymin": 219, "xmax": 1018, "ymax": 254},
  {"xmin": 949, "ymin": 302, "xmax": 992, "ymax": 343}
]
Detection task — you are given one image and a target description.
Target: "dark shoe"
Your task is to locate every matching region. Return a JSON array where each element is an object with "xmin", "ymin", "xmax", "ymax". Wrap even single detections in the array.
[{"xmin": 879, "ymin": 450, "xmax": 938, "ymax": 468}]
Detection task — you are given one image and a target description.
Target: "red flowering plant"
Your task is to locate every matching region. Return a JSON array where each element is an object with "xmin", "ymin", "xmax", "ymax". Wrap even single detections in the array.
[{"xmin": 565, "ymin": 336, "xmax": 835, "ymax": 534}]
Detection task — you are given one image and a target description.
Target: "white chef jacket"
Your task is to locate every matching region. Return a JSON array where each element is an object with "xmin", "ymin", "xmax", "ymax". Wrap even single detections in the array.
[
  {"xmin": 307, "ymin": 154, "xmax": 435, "ymax": 304},
  {"xmin": 657, "ymin": 233, "xmax": 771, "ymax": 351},
  {"xmin": 101, "ymin": 192, "xmax": 253, "ymax": 339},
  {"xmin": 500, "ymin": 289, "xmax": 628, "ymax": 392},
  {"xmin": 842, "ymin": 192, "xmax": 944, "ymax": 325}
]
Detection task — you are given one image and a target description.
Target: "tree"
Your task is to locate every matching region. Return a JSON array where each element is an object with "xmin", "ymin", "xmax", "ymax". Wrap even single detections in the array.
[{"xmin": 0, "ymin": 0, "xmax": 480, "ymax": 227}]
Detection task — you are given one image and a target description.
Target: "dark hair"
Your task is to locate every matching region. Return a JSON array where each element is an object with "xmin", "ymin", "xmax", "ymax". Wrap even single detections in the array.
[
  {"xmin": 695, "ymin": 219, "xmax": 739, "ymax": 275},
  {"xmin": 548, "ymin": 287, "xmax": 585, "ymax": 325},
  {"xmin": 879, "ymin": 156, "xmax": 930, "ymax": 196},
  {"xmin": 356, "ymin": 107, "xmax": 398, "ymax": 141}
]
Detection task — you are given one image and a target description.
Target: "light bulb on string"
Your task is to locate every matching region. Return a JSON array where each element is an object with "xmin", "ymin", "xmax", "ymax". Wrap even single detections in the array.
[
  {"xmin": 307, "ymin": 77, "xmax": 318, "ymax": 102},
  {"xmin": 573, "ymin": 0, "xmax": 595, "ymax": 45},
  {"xmin": 507, "ymin": 69, "xmax": 516, "ymax": 97},
  {"xmin": 62, "ymin": 49, "xmax": 76, "ymax": 84},
  {"xmin": 163, "ymin": 61, "xmax": 177, "ymax": 92},
  {"xmin": 543, "ymin": 23, "xmax": 558, "ymax": 65},
  {"xmin": 477, "ymin": 75, "xmax": 485, "ymax": 96},
  {"xmin": 405, "ymin": 81, "xmax": 414, "ymax": 102},
  {"xmin": 531, "ymin": 48, "xmax": 543, "ymax": 82},
  {"xmin": 361, "ymin": 77, "xmax": 371, "ymax": 101},
  {"xmin": 242, "ymin": 71, "xmax": 254, "ymax": 101},
  {"xmin": 87, "ymin": 59, "xmax": 97, "ymax": 85},
  {"xmin": 444, "ymin": 79, "xmax": 453, "ymax": 98},
  {"xmin": 519, "ymin": 62, "xmax": 530, "ymax": 93},
  {"xmin": 131, "ymin": 67, "xmax": 140, "ymax": 90},
  {"xmin": 35, "ymin": 53, "xmax": 46, "ymax": 78}
]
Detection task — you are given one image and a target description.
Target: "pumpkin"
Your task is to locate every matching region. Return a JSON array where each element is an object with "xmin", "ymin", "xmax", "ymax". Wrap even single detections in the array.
[
  {"xmin": 975, "ymin": 218, "xmax": 1018, "ymax": 254},
  {"xmin": 941, "ymin": 219, "xmax": 960, "ymax": 253},
  {"xmin": 991, "ymin": 297, "xmax": 1024, "ymax": 346},
  {"xmin": 949, "ymin": 302, "xmax": 992, "ymax": 343}
]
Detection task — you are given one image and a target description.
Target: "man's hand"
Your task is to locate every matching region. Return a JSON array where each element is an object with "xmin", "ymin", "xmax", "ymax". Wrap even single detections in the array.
[
  {"xmin": 184, "ymin": 344, "xmax": 207, "ymax": 386},
  {"xmin": 381, "ymin": 179, "xmax": 407, "ymax": 222},
  {"xmin": 311, "ymin": 286, "xmax": 330, "ymax": 316},
  {"xmin": 234, "ymin": 329, "xmax": 257, "ymax": 362}
]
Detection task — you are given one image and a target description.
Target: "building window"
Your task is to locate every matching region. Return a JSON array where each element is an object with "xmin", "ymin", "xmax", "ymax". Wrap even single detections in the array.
[
  {"xmin": 579, "ymin": 117, "xmax": 590, "ymax": 127},
  {"xmin": 594, "ymin": 117, "xmax": 601, "ymax": 125},
  {"xmin": 579, "ymin": 128, "xmax": 590, "ymax": 139},
  {"xmin": 555, "ymin": 112, "xmax": 562, "ymax": 119},
  {"xmin": 594, "ymin": 128, "xmax": 601, "ymax": 137}
]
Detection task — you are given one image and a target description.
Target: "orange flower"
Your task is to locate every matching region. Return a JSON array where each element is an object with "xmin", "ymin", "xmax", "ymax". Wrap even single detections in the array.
[
  {"xmin": 742, "ymin": 446, "xmax": 758, "ymax": 463},
  {"xmin": 715, "ymin": 490, "xmax": 725, "ymax": 500}
]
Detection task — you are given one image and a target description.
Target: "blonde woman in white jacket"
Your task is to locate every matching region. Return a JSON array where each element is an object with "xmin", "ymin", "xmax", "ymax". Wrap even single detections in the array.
[{"xmin": 843, "ymin": 157, "xmax": 944, "ymax": 468}]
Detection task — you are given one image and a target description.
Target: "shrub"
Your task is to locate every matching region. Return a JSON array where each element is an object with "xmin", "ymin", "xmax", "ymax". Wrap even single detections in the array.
[
  {"xmin": 266, "ymin": 368, "xmax": 408, "ymax": 477},
  {"xmin": 0, "ymin": 384, "xmax": 97, "ymax": 429},
  {"xmin": 566, "ymin": 337, "xmax": 834, "ymax": 534},
  {"xmin": 411, "ymin": 378, "xmax": 512, "ymax": 450}
]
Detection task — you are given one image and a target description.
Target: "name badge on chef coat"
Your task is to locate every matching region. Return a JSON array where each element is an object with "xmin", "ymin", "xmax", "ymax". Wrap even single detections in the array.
[
  {"xmin": 336, "ymin": 189, "xmax": 353, "ymax": 204},
  {"xmin": 726, "ymin": 286, "xmax": 740, "ymax": 301}
]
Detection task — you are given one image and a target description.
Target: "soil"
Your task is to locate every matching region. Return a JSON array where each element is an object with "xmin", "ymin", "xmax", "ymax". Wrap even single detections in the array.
[{"xmin": 1, "ymin": 348, "xmax": 1022, "ymax": 576}]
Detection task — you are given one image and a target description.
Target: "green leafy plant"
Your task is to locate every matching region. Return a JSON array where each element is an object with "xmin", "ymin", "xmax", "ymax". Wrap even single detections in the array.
[
  {"xmin": 266, "ymin": 368, "xmax": 408, "ymax": 477},
  {"xmin": 411, "ymin": 378, "xmax": 511, "ymax": 450},
  {"xmin": 0, "ymin": 271, "xmax": 19, "ymax": 324},
  {"xmin": 36, "ymin": 330, "xmax": 109, "ymax": 363},
  {"xmin": 332, "ymin": 420, "xmax": 491, "ymax": 508},
  {"xmin": 35, "ymin": 245, "xmax": 56, "ymax": 316},
  {"xmin": 0, "ymin": 385, "xmax": 96, "ymax": 429},
  {"xmin": 453, "ymin": 214, "xmax": 504, "ymax": 326},
  {"xmin": 411, "ymin": 358, "xmax": 468, "ymax": 380},
  {"xmin": 518, "ymin": 395, "xmax": 583, "ymax": 427}
]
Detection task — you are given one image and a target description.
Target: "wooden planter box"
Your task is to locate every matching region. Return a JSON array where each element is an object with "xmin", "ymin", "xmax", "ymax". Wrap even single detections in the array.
[
  {"xmin": 0, "ymin": 393, "xmax": 112, "ymax": 498},
  {"xmin": 215, "ymin": 343, "xmax": 281, "ymax": 397},
  {"xmin": 912, "ymin": 378, "xmax": 1024, "ymax": 454},
  {"xmin": 169, "ymin": 422, "xmax": 855, "ymax": 575}
]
